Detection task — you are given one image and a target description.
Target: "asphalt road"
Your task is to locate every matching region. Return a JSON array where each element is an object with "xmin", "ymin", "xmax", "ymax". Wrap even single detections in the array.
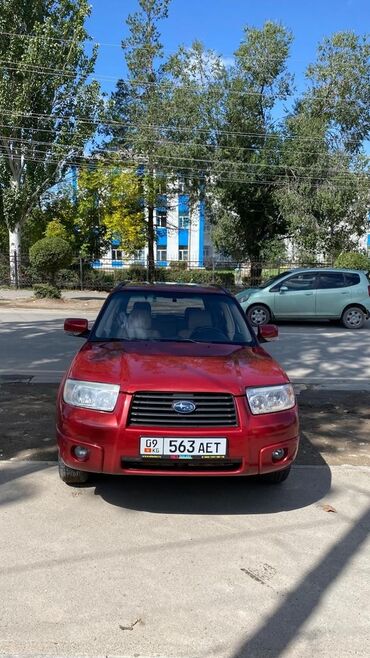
[
  {"xmin": 0, "ymin": 462, "xmax": 369, "ymax": 658},
  {"xmin": 0, "ymin": 306, "xmax": 369, "ymax": 387}
]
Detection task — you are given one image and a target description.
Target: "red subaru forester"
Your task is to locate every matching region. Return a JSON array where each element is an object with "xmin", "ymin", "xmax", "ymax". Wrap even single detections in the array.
[{"xmin": 57, "ymin": 283, "xmax": 299, "ymax": 485}]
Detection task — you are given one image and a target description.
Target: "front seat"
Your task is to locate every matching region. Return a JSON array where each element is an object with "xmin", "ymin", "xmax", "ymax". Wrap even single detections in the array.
[
  {"xmin": 126, "ymin": 305, "xmax": 159, "ymax": 339},
  {"xmin": 179, "ymin": 309, "xmax": 212, "ymax": 338}
]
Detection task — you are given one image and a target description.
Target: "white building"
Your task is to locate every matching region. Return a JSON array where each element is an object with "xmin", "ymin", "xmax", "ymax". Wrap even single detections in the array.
[{"xmin": 96, "ymin": 192, "xmax": 216, "ymax": 269}]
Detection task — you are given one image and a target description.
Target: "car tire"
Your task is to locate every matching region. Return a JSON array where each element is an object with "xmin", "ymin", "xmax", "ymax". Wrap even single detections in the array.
[
  {"xmin": 258, "ymin": 466, "xmax": 291, "ymax": 484},
  {"xmin": 341, "ymin": 306, "xmax": 366, "ymax": 330},
  {"xmin": 246, "ymin": 304, "xmax": 271, "ymax": 326},
  {"xmin": 58, "ymin": 455, "xmax": 89, "ymax": 485}
]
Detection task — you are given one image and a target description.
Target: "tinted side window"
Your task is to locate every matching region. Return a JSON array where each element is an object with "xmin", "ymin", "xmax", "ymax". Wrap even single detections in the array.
[
  {"xmin": 318, "ymin": 273, "xmax": 345, "ymax": 289},
  {"xmin": 344, "ymin": 273, "xmax": 360, "ymax": 287},
  {"xmin": 278, "ymin": 273, "xmax": 316, "ymax": 291}
]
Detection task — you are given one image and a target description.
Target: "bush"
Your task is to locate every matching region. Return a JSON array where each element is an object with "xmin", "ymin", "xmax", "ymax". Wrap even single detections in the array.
[
  {"xmin": 0, "ymin": 259, "xmax": 10, "ymax": 286},
  {"xmin": 45, "ymin": 220, "xmax": 68, "ymax": 241},
  {"xmin": 33, "ymin": 283, "xmax": 61, "ymax": 299},
  {"xmin": 83, "ymin": 269, "xmax": 115, "ymax": 291},
  {"xmin": 29, "ymin": 237, "xmax": 73, "ymax": 283},
  {"xmin": 169, "ymin": 260, "xmax": 187, "ymax": 270},
  {"xmin": 126, "ymin": 265, "xmax": 148, "ymax": 281},
  {"xmin": 56, "ymin": 268, "xmax": 80, "ymax": 289},
  {"xmin": 167, "ymin": 269, "xmax": 235, "ymax": 287},
  {"xmin": 334, "ymin": 252, "xmax": 370, "ymax": 271}
]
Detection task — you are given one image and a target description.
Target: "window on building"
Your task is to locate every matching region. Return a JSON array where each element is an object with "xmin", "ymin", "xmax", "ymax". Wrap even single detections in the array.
[
  {"xmin": 156, "ymin": 209, "xmax": 167, "ymax": 227},
  {"xmin": 133, "ymin": 249, "xmax": 145, "ymax": 263},
  {"xmin": 157, "ymin": 249, "xmax": 167, "ymax": 262},
  {"xmin": 178, "ymin": 248, "xmax": 188, "ymax": 262},
  {"xmin": 112, "ymin": 249, "xmax": 123, "ymax": 261},
  {"xmin": 179, "ymin": 214, "xmax": 189, "ymax": 229}
]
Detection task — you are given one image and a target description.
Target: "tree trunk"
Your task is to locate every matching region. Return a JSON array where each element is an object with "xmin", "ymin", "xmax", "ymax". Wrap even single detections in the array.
[
  {"xmin": 147, "ymin": 205, "xmax": 155, "ymax": 282},
  {"xmin": 250, "ymin": 261, "xmax": 263, "ymax": 286},
  {"xmin": 8, "ymin": 223, "xmax": 21, "ymax": 287}
]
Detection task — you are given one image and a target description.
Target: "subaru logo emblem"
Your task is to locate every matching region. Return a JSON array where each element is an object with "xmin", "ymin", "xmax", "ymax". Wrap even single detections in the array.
[{"xmin": 172, "ymin": 400, "xmax": 196, "ymax": 414}]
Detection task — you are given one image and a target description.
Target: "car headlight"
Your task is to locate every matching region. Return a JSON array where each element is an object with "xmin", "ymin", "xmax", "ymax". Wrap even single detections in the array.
[
  {"xmin": 63, "ymin": 379, "xmax": 120, "ymax": 411},
  {"xmin": 238, "ymin": 294, "xmax": 250, "ymax": 303},
  {"xmin": 246, "ymin": 384, "xmax": 295, "ymax": 415}
]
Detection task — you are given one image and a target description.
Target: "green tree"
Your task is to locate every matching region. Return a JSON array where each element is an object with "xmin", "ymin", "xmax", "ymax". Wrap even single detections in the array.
[
  {"xmin": 276, "ymin": 78, "xmax": 370, "ymax": 260},
  {"xmin": 76, "ymin": 164, "xmax": 146, "ymax": 257},
  {"xmin": 105, "ymin": 0, "xmax": 171, "ymax": 280},
  {"xmin": 45, "ymin": 220, "xmax": 68, "ymax": 241},
  {"xmin": 210, "ymin": 22, "xmax": 293, "ymax": 275},
  {"xmin": 0, "ymin": 0, "xmax": 102, "ymax": 282},
  {"xmin": 306, "ymin": 32, "xmax": 370, "ymax": 151}
]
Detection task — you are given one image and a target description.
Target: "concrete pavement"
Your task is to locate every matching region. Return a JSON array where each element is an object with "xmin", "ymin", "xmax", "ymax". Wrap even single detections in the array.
[{"xmin": 0, "ymin": 462, "xmax": 369, "ymax": 657}]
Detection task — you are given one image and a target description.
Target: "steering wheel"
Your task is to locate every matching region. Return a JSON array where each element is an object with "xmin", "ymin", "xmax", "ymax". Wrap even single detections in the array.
[{"xmin": 190, "ymin": 326, "xmax": 229, "ymax": 342}]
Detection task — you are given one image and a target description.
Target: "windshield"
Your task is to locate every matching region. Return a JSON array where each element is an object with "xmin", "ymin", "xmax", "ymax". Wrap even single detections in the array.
[
  {"xmin": 259, "ymin": 271, "xmax": 293, "ymax": 289},
  {"xmin": 92, "ymin": 291, "xmax": 254, "ymax": 345}
]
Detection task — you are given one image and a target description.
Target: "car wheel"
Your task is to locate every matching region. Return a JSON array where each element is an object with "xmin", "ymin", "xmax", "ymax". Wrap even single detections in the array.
[
  {"xmin": 341, "ymin": 306, "xmax": 366, "ymax": 330},
  {"xmin": 247, "ymin": 304, "xmax": 271, "ymax": 326},
  {"xmin": 58, "ymin": 455, "xmax": 89, "ymax": 485},
  {"xmin": 258, "ymin": 466, "xmax": 291, "ymax": 484}
]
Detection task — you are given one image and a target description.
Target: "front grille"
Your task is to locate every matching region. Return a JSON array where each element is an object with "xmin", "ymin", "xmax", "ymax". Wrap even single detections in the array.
[
  {"xmin": 122, "ymin": 458, "xmax": 242, "ymax": 472},
  {"xmin": 128, "ymin": 392, "xmax": 237, "ymax": 427}
]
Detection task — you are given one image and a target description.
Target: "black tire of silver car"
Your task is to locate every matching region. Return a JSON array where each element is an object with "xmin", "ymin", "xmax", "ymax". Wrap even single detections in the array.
[
  {"xmin": 58, "ymin": 455, "xmax": 89, "ymax": 485},
  {"xmin": 341, "ymin": 306, "xmax": 366, "ymax": 330},
  {"xmin": 246, "ymin": 304, "xmax": 271, "ymax": 326},
  {"xmin": 258, "ymin": 466, "xmax": 291, "ymax": 484}
]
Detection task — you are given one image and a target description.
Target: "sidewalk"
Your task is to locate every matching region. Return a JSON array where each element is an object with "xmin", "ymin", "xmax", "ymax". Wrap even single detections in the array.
[{"xmin": 0, "ymin": 460, "xmax": 369, "ymax": 658}]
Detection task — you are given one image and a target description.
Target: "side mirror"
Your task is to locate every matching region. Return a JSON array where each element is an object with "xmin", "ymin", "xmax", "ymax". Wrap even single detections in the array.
[
  {"xmin": 280, "ymin": 286, "xmax": 288, "ymax": 293},
  {"xmin": 258, "ymin": 324, "xmax": 278, "ymax": 342},
  {"xmin": 64, "ymin": 318, "xmax": 89, "ymax": 337}
]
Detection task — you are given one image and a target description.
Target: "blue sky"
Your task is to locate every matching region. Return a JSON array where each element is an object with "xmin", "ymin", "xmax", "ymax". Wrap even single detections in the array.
[{"xmin": 87, "ymin": 0, "xmax": 369, "ymax": 97}]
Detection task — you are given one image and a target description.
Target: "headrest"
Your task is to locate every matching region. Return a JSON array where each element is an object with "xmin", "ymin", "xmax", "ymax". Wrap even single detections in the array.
[{"xmin": 187, "ymin": 309, "xmax": 212, "ymax": 331}]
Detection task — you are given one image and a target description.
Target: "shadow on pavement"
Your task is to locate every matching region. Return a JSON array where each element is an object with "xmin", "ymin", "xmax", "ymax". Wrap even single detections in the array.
[
  {"xmin": 92, "ymin": 464, "xmax": 332, "ymax": 514},
  {"xmin": 232, "ymin": 504, "xmax": 370, "ymax": 658},
  {"xmin": 0, "ymin": 461, "xmax": 54, "ymax": 507}
]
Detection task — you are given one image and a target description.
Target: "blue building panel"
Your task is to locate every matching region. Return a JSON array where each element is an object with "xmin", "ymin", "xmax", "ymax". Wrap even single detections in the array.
[
  {"xmin": 178, "ymin": 228, "xmax": 189, "ymax": 247},
  {"xmin": 179, "ymin": 194, "xmax": 189, "ymax": 213},
  {"xmin": 112, "ymin": 260, "xmax": 123, "ymax": 268},
  {"xmin": 156, "ymin": 228, "xmax": 167, "ymax": 246},
  {"xmin": 367, "ymin": 234, "xmax": 370, "ymax": 247},
  {"xmin": 157, "ymin": 194, "xmax": 167, "ymax": 212}
]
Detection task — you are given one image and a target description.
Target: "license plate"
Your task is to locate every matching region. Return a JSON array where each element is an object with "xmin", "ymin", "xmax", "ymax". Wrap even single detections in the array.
[{"xmin": 140, "ymin": 437, "xmax": 227, "ymax": 458}]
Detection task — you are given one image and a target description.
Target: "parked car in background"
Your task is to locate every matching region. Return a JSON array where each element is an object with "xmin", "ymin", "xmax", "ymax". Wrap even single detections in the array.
[
  {"xmin": 236, "ymin": 268, "xmax": 370, "ymax": 329},
  {"xmin": 57, "ymin": 283, "xmax": 299, "ymax": 486}
]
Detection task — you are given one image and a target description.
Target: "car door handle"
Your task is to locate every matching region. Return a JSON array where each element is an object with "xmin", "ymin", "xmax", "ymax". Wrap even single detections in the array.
[
  {"xmin": 341, "ymin": 291, "xmax": 350, "ymax": 294},
  {"xmin": 304, "ymin": 293, "xmax": 313, "ymax": 296}
]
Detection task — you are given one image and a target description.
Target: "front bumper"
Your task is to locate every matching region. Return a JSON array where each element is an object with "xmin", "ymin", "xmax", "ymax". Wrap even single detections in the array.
[{"xmin": 57, "ymin": 393, "xmax": 299, "ymax": 477}]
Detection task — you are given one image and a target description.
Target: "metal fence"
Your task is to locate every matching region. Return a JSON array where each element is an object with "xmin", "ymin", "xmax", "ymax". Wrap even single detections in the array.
[{"xmin": 0, "ymin": 251, "xmax": 334, "ymax": 291}]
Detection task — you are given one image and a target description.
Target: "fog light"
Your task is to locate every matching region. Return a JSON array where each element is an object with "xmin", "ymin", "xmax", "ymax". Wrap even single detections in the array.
[
  {"xmin": 73, "ymin": 445, "xmax": 90, "ymax": 461},
  {"xmin": 272, "ymin": 448, "xmax": 285, "ymax": 462}
]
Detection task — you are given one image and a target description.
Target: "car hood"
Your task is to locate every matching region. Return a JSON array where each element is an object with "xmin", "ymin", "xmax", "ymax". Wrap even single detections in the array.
[
  {"xmin": 235, "ymin": 287, "xmax": 260, "ymax": 300},
  {"xmin": 68, "ymin": 341, "xmax": 289, "ymax": 396}
]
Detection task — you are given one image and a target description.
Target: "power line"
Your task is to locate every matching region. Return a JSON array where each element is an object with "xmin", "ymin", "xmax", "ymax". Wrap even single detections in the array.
[
  {"xmin": 0, "ymin": 29, "xmax": 319, "ymax": 64},
  {"xmin": 0, "ymin": 121, "xmax": 359, "ymax": 161},
  {"xmin": 0, "ymin": 58, "xmax": 292, "ymax": 97},
  {"xmin": 0, "ymin": 145, "xmax": 366, "ymax": 189},
  {"xmin": 0, "ymin": 133, "xmax": 364, "ymax": 176},
  {"xmin": 0, "ymin": 107, "xmax": 364, "ymax": 146}
]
